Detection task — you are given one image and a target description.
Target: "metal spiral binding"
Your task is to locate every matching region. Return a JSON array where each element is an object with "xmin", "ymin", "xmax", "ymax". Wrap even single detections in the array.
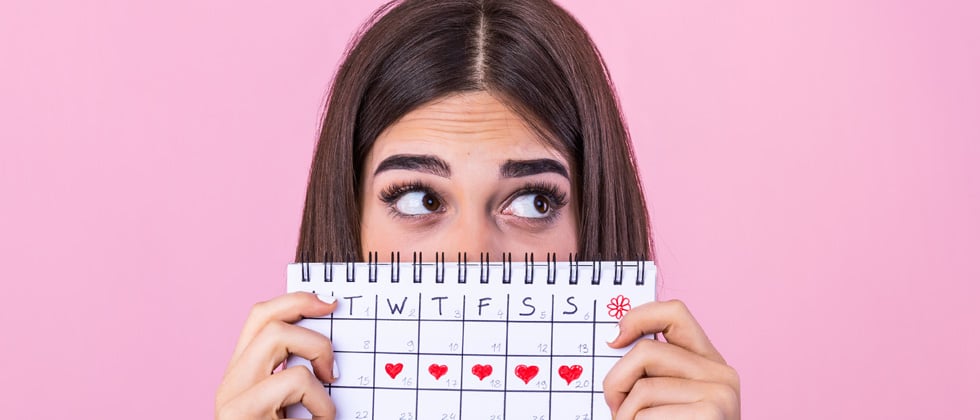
[
  {"xmin": 502, "ymin": 252, "xmax": 513, "ymax": 284},
  {"xmin": 434, "ymin": 252, "xmax": 445, "ymax": 283},
  {"xmin": 367, "ymin": 251, "xmax": 378, "ymax": 283},
  {"xmin": 524, "ymin": 253, "xmax": 534, "ymax": 284},
  {"xmin": 298, "ymin": 251, "xmax": 647, "ymax": 285},
  {"xmin": 412, "ymin": 252, "xmax": 422, "ymax": 283},
  {"xmin": 479, "ymin": 252, "xmax": 490, "ymax": 283},
  {"xmin": 638, "ymin": 256, "xmax": 646, "ymax": 286},
  {"xmin": 458, "ymin": 252, "xmax": 468, "ymax": 283},
  {"xmin": 546, "ymin": 253, "xmax": 557, "ymax": 285},
  {"xmin": 301, "ymin": 251, "xmax": 310, "ymax": 282}
]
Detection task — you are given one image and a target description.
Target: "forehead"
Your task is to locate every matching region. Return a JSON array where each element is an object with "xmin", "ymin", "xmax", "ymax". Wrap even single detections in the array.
[{"xmin": 369, "ymin": 92, "xmax": 566, "ymax": 164}]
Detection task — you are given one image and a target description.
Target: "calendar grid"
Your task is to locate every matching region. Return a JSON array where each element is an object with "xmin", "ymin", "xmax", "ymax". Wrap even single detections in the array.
[
  {"xmin": 413, "ymin": 292, "xmax": 421, "ymax": 417},
  {"xmin": 286, "ymin": 261, "xmax": 658, "ymax": 420},
  {"xmin": 308, "ymin": 316, "xmax": 612, "ymax": 324},
  {"xmin": 547, "ymin": 295, "xmax": 555, "ymax": 420},
  {"xmin": 322, "ymin": 385, "xmax": 600, "ymax": 393},
  {"xmin": 502, "ymin": 293, "xmax": 511, "ymax": 416},
  {"xmin": 329, "ymin": 349, "xmax": 622, "ymax": 358},
  {"xmin": 458, "ymin": 294, "xmax": 466, "ymax": 419},
  {"xmin": 370, "ymin": 294, "xmax": 378, "ymax": 420},
  {"xmin": 590, "ymin": 299, "xmax": 598, "ymax": 417}
]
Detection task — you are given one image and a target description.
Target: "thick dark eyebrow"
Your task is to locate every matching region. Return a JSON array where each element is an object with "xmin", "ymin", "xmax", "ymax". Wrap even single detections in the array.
[
  {"xmin": 373, "ymin": 154, "xmax": 451, "ymax": 178},
  {"xmin": 499, "ymin": 159, "xmax": 569, "ymax": 179}
]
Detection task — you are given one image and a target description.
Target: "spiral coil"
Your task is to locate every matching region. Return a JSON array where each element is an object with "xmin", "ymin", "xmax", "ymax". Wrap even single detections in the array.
[{"xmin": 297, "ymin": 252, "xmax": 648, "ymax": 286}]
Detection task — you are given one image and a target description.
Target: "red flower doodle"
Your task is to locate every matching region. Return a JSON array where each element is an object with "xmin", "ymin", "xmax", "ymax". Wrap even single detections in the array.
[{"xmin": 606, "ymin": 294, "xmax": 631, "ymax": 319}]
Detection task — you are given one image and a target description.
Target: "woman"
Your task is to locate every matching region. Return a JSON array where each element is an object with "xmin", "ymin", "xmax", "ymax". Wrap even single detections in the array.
[{"xmin": 216, "ymin": 0, "xmax": 740, "ymax": 418}]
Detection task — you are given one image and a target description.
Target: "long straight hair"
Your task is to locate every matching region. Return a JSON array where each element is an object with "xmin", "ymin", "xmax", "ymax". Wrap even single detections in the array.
[{"xmin": 296, "ymin": 0, "xmax": 652, "ymax": 262}]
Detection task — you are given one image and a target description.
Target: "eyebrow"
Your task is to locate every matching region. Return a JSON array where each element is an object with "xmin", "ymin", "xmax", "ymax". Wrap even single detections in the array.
[
  {"xmin": 374, "ymin": 154, "xmax": 452, "ymax": 178},
  {"xmin": 500, "ymin": 159, "xmax": 569, "ymax": 179}
]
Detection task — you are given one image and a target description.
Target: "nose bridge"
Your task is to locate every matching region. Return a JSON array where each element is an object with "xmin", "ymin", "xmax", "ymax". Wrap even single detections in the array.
[{"xmin": 444, "ymin": 204, "xmax": 497, "ymax": 259}]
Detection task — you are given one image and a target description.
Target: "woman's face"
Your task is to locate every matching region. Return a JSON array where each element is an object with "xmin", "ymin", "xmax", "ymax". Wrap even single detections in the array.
[{"xmin": 360, "ymin": 91, "xmax": 578, "ymax": 258}]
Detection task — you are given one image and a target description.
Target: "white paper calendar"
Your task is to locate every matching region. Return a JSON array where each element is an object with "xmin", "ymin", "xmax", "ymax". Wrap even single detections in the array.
[{"xmin": 285, "ymin": 256, "xmax": 656, "ymax": 420}]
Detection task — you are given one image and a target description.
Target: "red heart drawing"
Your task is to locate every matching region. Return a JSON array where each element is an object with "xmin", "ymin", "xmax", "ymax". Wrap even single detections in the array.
[
  {"xmin": 514, "ymin": 364, "xmax": 539, "ymax": 384},
  {"xmin": 429, "ymin": 364, "xmax": 448, "ymax": 380},
  {"xmin": 471, "ymin": 364, "xmax": 493, "ymax": 381},
  {"xmin": 558, "ymin": 364, "xmax": 583, "ymax": 385},
  {"xmin": 385, "ymin": 362, "xmax": 403, "ymax": 379}
]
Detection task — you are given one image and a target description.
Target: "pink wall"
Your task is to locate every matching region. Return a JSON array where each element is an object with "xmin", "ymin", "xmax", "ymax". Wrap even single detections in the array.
[{"xmin": 1, "ymin": 0, "xmax": 978, "ymax": 418}]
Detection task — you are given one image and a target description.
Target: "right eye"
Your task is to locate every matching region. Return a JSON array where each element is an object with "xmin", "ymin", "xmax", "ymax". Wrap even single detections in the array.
[{"xmin": 393, "ymin": 191, "xmax": 443, "ymax": 215}]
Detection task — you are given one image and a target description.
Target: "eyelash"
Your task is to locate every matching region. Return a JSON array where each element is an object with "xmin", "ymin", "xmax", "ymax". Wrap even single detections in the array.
[
  {"xmin": 377, "ymin": 181, "xmax": 569, "ymax": 223},
  {"xmin": 378, "ymin": 180, "xmax": 435, "ymax": 219}
]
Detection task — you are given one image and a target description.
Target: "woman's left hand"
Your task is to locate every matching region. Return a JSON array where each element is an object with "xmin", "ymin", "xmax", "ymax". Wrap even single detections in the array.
[{"xmin": 604, "ymin": 299, "xmax": 740, "ymax": 419}]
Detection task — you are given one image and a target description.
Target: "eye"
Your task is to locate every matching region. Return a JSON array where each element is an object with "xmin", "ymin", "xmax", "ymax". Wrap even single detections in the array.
[
  {"xmin": 393, "ymin": 190, "xmax": 442, "ymax": 215},
  {"xmin": 506, "ymin": 193, "xmax": 552, "ymax": 218}
]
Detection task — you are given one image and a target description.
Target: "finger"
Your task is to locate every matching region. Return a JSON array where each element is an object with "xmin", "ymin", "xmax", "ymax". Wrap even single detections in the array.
[
  {"xmin": 219, "ymin": 365, "xmax": 335, "ymax": 420},
  {"xmin": 614, "ymin": 377, "xmax": 737, "ymax": 420},
  {"xmin": 603, "ymin": 339, "xmax": 736, "ymax": 414},
  {"xmin": 608, "ymin": 299, "xmax": 725, "ymax": 364},
  {"xmin": 231, "ymin": 292, "xmax": 337, "ymax": 365},
  {"xmin": 634, "ymin": 401, "xmax": 726, "ymax": 420},
  {"xmin": 223, "ymin": 320, "xmax": 337, "ymax": 400}
]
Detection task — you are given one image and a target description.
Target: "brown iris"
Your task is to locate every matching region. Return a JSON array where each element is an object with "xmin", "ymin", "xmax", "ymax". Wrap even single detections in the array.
[
  {"xmin": 422, "ymin": 193, "xmax": 441, "ymax": 212},
  {"xmin": 533, "ymin": 194, "xmax": 549, "ymax": 214}
]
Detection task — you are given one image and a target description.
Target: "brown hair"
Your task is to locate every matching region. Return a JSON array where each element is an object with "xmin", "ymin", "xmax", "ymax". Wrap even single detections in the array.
[{"xmin": 296, "ymin": 0, "xmax": 652, "ymax": 262}]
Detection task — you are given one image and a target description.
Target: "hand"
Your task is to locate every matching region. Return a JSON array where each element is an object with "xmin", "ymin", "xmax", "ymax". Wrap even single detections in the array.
[
  {"xmin": 216, "ymin": 292, "xmax": 339, "ymax": 419},
  {"xmin": 604, "ymin": 299, "xmax": 740, "ymax": 419}
]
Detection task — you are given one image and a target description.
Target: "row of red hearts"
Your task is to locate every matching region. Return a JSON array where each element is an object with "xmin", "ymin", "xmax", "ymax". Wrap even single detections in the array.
[{"xmin": 381, "ymin": 363, "xmax": 585, "ymax": 385}]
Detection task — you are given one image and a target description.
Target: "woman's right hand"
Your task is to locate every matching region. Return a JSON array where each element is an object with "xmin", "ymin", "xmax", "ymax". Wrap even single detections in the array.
[{"xmin": 216, "ymin": 292, "xmax": 339, "ymax": 419}]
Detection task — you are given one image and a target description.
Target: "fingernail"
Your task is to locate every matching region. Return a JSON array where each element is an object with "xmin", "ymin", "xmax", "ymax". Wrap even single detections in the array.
[
  {"xmin": 606, "ymin": 323, "xmax": 621, "ymax": 344},
  {"xmin": 318, "ymin": 294, "xmax": 336, "ymax": 304},
  {"xmin": 332, "ymin": 359, "xmax": 341, "ymax": 379}
]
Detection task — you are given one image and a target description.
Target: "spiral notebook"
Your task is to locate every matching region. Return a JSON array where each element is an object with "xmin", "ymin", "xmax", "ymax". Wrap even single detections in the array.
[{"xmin": 286, "ymin": 254, "xmax": 656, "ymax": 420}]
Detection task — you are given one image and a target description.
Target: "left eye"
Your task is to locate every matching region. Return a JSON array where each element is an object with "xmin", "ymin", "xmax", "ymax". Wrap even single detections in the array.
[
  {"xmin": 505, "ymin": 193, "xmax": 552, "ymax": 218},
  {"xmin": 393, "ymin": 190, "xmax": 442, "ymax": 215}
]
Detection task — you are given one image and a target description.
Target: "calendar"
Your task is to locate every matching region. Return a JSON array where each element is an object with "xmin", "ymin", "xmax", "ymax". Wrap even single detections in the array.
[{"xmin": 285, "ymin": 256, "xmax": 656, "ymax": 420}]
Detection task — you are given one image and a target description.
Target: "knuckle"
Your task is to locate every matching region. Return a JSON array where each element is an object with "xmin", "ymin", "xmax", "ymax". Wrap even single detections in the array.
[
  {"xmin": 720, "ymin": 364, "xmax": 741, "ymax": 391},
  {"xmin": 632, "ymin": 337, "xmax": 659, "ymax": 353},
  {"xmin": 697, "ymin": 401, "xmax": 726, "ymax": 419},
  {"xmin": 601, "ymin": 372, "xmax": 614, "ymax": 390},
  {"xmin": 248, "ymin": 300, "xmax": 272, "ymax": 323},
  {"xmin": 260, "ymin": 319, "xmax": 287, "ymax": 337},
  {"xmin": 709, "ymin": 382, "xmax": 739, "ymax": 408},
  {"xmin": 629, "ymin": 377, "xmax": 656, "ymax": 394},
  {"xmin": 282, "ymin": 364, "xmax": 315, "ymax": 382},
  {"xmin": 215, "ymin": 402, "xmax": 244, "ymax": 420},
  {"xmin": 664, "ymin": 299, "xmax": 691, "ymax": 317}
]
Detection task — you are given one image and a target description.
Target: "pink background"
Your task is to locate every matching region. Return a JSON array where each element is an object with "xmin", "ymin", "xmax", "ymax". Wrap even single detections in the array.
[{"xmin": 1, "ymin": 0, "xmax": 978, "ymax": 418}]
